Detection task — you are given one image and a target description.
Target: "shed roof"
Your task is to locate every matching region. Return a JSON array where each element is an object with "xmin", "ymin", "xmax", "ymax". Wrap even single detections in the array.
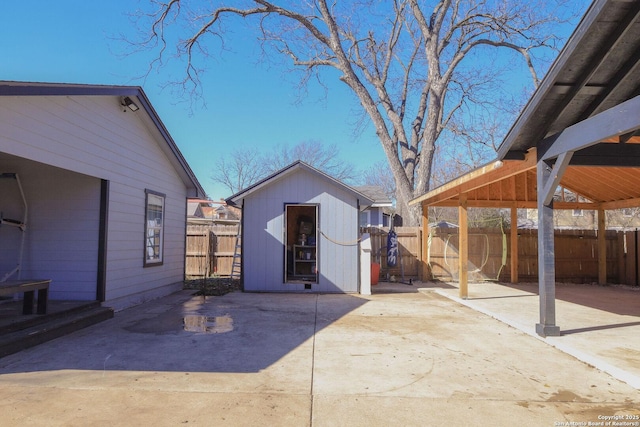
[
  {"xmin": 410, "ymin": 0, "xmax": 640, "ymax": 210},
  {"xmin": 0, "ymin": 81, "xmax": 206, "ymax": 198},
  {"xmin": 226, "ymin": 161, "xmax": 374, "ymax": 209}
]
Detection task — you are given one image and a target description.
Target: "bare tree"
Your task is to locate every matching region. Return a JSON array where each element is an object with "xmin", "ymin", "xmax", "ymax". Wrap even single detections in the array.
[
  {"xmin": 133, "ymin": 0, "xmax": 577, "ymax": 225},
  {"xmin": 263, "ymin": 140, "xmax": 357, "ymax": 183},
  {"xmin": 362, "ymin": 160, "xmax": 396, "ymax": 202},
  {"xmin": 212, "ymin": 140, "xmax": 356, "ymax": 194},
  {"xmin": 211, "ymin": 148, "xmax": 267, "ymax": 195}
]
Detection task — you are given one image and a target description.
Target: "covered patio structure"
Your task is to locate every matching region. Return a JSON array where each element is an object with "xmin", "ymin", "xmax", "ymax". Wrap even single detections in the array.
[{"xmin": 410, "ymin": 0, "xmax": 640, "ymax": 337}]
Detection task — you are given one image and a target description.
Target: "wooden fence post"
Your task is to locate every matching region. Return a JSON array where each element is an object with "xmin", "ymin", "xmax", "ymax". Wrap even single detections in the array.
[
  {"xmin": 510, "ymin": 205, "xmax": 519, "ymax": 283},
  {"xmin": 458, "ymin": 194, "xmax": 468, "ymax": 299},
  {"xmin": 422, "ymin": 205, "xmax": 430, "ymax": 281},
  {"xmin": 598, "ymin": 208, "xmax": 606, "ymax": 285}
]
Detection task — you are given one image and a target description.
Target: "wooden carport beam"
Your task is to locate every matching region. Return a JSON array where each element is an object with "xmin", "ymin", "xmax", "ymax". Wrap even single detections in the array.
[
  {"xmin": 540, "ymin": 95, "xmax": 640, "ymax": 162},
  {"xmin": 541, "ymin": 152, "xmax": 573, "ymax": 205}
]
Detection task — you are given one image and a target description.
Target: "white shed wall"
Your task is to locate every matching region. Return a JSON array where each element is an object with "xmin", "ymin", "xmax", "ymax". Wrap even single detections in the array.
[
  {"xmin": 0, "ymin": 95, "xmax": 189, "ymax": 308},
  {"xmin": 242, "ymin": 168, "xmax": 360, "ymax": 293}
]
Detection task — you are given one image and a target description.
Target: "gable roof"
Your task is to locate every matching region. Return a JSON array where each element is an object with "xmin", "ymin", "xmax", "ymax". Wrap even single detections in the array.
[
  {"xmin": 354, "ymin": 185, "xmax": 393, "ymax": 207},
  {"xmin": 226, "ymin": 161, "xmax": 374, "ymax": 208},
  {"xmin": 0, "ymin": 81, "xmax": 206, "ymax": 198}
]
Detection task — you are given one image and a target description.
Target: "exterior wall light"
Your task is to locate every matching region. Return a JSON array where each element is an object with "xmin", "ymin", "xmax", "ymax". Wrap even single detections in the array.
[{"xmin": 121, "ymin": 96, "xmax": 140, "ymax": 112}]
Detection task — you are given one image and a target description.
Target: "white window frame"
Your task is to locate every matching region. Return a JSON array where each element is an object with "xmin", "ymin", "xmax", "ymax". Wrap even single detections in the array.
[{"xmin": 144, "ymin": 189, "xmax": 165, "ymax": 267}]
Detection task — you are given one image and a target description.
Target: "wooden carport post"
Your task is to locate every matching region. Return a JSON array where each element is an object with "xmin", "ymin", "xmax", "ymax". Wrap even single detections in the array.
[
  {"xmin": 510, "ymin": 203, "xmax": 519, "ymax": 283},
  {"xmin": 459, "ymin": 193, "xmax": 468, "ymax": 299},
  {"xmin": 598, "ymin": 207, "xmax": 607, "ymax": 285},
  {"xmin": 536, "ymin": 161, "xmax": 560, "ymax": 337},
  {"xmin": 536, "ymin": 153, "xmax": 571, "ymax": 337}
]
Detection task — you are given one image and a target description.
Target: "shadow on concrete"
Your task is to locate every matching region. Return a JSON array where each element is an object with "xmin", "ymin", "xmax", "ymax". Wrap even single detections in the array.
[
  {"xmin": 502, "ymin": 282, "xmax": 640, "ymax": 317},
  {"xmin": 0, "ymin": 291, "xmax": 367, "ymax": 375},
  {"xmin": 467, "ymin": 294, "xmax": 537, "ymax": 301},
  {"xmin": 561, "ymin": 321, "xmax": 640, "ymax": 335},
  {"xmin": 371, "ymin": 281, "xmax": 420, "ymax": 294}
]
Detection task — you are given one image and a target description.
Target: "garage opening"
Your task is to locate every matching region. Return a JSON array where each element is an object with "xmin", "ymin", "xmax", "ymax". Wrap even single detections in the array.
[{"xmin": 285, "ymin": 204, "xmax": 318, "ymax": 284}]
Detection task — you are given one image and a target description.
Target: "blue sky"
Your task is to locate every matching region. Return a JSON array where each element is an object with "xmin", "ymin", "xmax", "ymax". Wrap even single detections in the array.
[
  {"xmin": 1, "ymin": 1, "xmax": 586, "ymax": 199},
  {"xmin": 1, "ymin": 1, "xmax": 379, "ymax": 199}
]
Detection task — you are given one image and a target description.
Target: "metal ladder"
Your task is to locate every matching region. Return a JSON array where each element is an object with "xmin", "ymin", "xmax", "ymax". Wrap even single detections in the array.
[{"xmin": 229, "ymin": 227, "xmax": 241, "ymax": 281}]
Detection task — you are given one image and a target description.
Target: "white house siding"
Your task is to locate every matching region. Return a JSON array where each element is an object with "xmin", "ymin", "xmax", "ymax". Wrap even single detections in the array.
[
  {"xmin": 370, "ymin": 208, "xmax": 383, "ymax": 227},
  {"xmin": 242, "ymin": 168, "xmax": 360, "ymax": 293},
  {"xmin": 0, "ymin": 95, "xmax": 190, "ymax": 309},
  {"xmin": 0, "ymin": 154, "xmax": 100, "ymax": 300}
]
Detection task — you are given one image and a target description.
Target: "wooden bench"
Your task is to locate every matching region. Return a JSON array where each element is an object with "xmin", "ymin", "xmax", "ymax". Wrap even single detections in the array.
[{"xmin": 0, "ymin": 279, "xmax": 51, "ymax": 315}]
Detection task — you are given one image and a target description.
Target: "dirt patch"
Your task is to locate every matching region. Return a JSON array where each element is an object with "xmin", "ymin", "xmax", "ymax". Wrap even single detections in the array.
[
  {"xmin": 184, "ymin": 278, "xmax": 242, "ymax": 296},
  {"xmin": 546, "ymin": 389, "xmax": 590, "ymax": 403}
]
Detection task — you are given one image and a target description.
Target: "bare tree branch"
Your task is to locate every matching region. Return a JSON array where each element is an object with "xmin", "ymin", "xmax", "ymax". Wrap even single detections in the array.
[{"xmin": 132, "ymin": 0, "xmax": 582, "ymax": 225}]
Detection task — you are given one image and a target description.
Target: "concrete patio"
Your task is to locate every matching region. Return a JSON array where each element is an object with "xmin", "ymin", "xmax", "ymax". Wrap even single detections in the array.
[
  {"xmin": 421, "ymin": 280, "xmax": 640, "ymax": 390},
  {"xmin": 0, "ymin": 282, "xmax": 637, "ymax": 426}
]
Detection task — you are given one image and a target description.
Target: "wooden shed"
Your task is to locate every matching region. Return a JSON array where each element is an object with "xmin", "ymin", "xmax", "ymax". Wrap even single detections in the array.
[
  {"xmin": 410, "ymin": 0, "xmax": 640, "ymax": 336},
  {"xmin": 226, "ymin": 161, "xmax": 373, "ymax": 293},
  {"xmin": 0, "ymin": 81, "xmax": 205, "ymax": 311}
]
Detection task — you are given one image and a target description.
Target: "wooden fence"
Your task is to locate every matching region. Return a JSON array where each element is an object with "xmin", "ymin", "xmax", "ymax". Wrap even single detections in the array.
[
  {"xmin": 363, "ymin": 226, "xmax": 640, "ymax": 285},
  {"xmin": 361, "ymin": 227, "xmax": 422, "ymax": 280},
  {"xmin": 186, "ymin": 224, "xmax": 640, "ymax": 285},
  {"xmin": 186, "ymin": 224, "xmax": 239, "ymax": 278}
]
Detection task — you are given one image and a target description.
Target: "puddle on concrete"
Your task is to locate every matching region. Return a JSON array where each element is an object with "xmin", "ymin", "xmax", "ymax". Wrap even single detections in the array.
[{"xmin": 183, "ymin": 315, "xmax": 234, "ymax": 333}]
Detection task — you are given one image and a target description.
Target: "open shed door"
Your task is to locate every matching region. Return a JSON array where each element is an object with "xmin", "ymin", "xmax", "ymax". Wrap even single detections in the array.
[{"xmin": 284, "ymin": 204, "xmax": 318, "ymax": 284}]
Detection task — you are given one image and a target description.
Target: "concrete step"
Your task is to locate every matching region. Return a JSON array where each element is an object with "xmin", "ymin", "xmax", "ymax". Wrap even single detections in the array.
[
  {"xmin": 0, "ymin": 305, "xmax": 114, "ymax": 358},
  {"xmin": 0, "ymin": 301, "xmax": 103, "ymax": 335}
]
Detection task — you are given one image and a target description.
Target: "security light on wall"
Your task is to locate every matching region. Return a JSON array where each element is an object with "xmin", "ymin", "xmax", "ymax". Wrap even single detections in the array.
[{"xmin": 121, "ymin": 96, "xmax": 139, "ymax": 112}]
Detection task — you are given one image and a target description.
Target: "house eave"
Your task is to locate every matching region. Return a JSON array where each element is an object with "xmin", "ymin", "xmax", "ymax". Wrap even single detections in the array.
[{"xmin": 0, "ymin": 80, "xmax": 207, "ymax": 199}]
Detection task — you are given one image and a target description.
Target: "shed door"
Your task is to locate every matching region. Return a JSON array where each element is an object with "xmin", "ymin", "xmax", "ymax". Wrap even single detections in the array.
[{"xmin": 284, "ymin": 204, "xmax": 318, "ymax": 284}]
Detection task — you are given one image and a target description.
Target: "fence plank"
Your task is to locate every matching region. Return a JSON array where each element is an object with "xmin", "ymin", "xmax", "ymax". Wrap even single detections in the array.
[
  {"xmin": 187, "ymin": 224, "xmax": 637, "ymax": 285},
  {"xmin": 425, "ymin": 226, "xmax": 630, "ymax": 284},
  {"xmin": 185, "ymin": 224, "xmax": 239, "ymax": 278},
  {"xmin": 361, "ymin": 227, "xmax": 421, "ymax": 280}
]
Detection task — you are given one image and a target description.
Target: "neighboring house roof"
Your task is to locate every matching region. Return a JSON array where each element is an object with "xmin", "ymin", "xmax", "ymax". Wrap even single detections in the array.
[
  {"xmin": 187, "ymin": 202, "xmax": 204, "ymax": 217},
  {"xmin": 226, "ymin": 161, "xmax": 375, "ymax": 209},
  {"xmin": 354, "ymin": 185, "xmax": 393, "ymax": 208},
  {"xmin": 201, "ymin": 206, "xmax": 216, "ymax": 218},
  {"xmin": 215, "ymin": 204, "xmax": 240, "ymax": 220},
  {"xmin": 0, "ymin": 81, "xmax": 206, "ymax": 198},
  {"xmin": 429, "ymin": 221, "xmax": 459, "ymax": 229}
]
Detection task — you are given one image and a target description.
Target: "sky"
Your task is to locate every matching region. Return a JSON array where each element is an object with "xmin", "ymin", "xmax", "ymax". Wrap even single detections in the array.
[
  {"xmin": 0, "ymin": 1, "xmax": 586, "ymax": 200},
  {"xmin": 0, "ymin": 0, "xmax": 382, "ymax": 200}
]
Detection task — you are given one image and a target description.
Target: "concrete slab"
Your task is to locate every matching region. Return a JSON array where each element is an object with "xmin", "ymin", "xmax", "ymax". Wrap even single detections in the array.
[
  {"xmin": 424, "ymin": 280, "xmax": 640, "ymax": 389},
  {"xmin": 0, "ymin": 287, "xmax": 638, "ymax": 426}
]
